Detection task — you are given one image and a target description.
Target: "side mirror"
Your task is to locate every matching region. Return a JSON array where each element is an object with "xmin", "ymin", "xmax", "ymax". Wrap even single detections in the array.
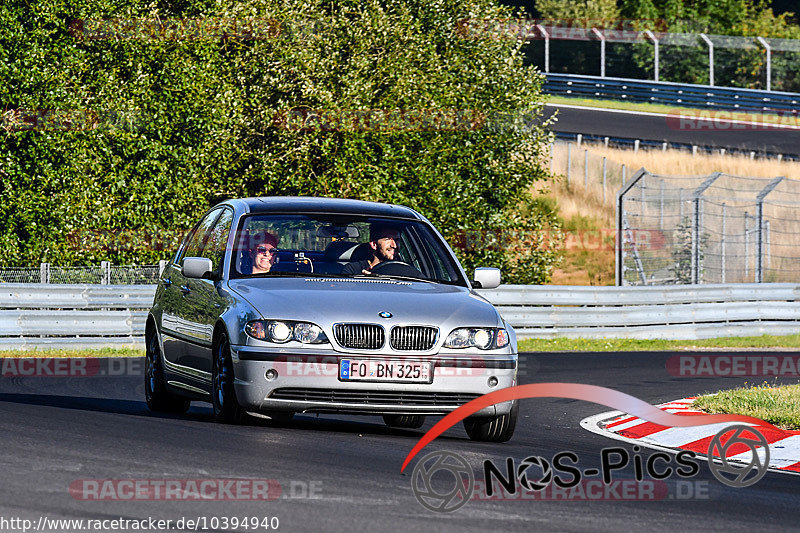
[
  {"xmin": 473, "ymin": 267, "xmax": 501, "ymax": 289},
  {"xmin": 182, "ymin": 257, "xmax": 214, "ymax": 279}
]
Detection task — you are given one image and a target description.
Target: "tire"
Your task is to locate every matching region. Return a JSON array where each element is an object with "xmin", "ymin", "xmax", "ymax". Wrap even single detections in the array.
[
  {"xmin": 463, "ymin": 400, "xmax": 518, "ymax": 442},
  {"xmin": 383, "ymin": 414, "xmax": 426, "ymax": 429},
  {"xmin": 145, "ymin": 327, "xmax": 190, "ymax": 414},
  {"xmin": 212, "ymin": 332, "xmax": 245, "ymax": 424}
]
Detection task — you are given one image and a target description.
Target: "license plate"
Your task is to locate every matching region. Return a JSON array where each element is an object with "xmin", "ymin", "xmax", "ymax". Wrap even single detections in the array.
[{"xmin": 339, "ymin": 359, "xmax": 431, "ymax": 383}]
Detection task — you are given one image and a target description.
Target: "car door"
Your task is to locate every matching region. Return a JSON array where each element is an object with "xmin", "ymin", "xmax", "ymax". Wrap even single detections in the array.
[
  {"xmin": 180, "ymin": 207, "xmax": 234, "ymax": 377},
  {"xmin": 161, "ymin": 208, "xmax": 222, "ymax": 376}
]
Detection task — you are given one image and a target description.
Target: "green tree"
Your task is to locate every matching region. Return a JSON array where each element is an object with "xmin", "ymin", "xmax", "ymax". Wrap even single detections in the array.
[{"xmin": 0, "ymin": 0, "xmax": 562, "ymax": 283}]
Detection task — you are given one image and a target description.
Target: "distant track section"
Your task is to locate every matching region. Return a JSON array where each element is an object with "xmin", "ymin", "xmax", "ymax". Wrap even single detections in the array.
[{"xmin": 544, "ymin": 104, "xmax": 800, "ymax": 157}]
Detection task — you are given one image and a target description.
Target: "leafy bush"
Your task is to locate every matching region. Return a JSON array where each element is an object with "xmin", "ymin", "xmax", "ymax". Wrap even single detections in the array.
[{"xmin": 1, "ymin": 0, "xmax": 559, "ymax": 283}]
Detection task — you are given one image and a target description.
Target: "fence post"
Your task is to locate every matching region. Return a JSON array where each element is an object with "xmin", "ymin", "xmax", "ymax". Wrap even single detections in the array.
[
  {"xmin": 591, "ymin": 28, "xmax": 606, "ymax": 77},
  {"xmin": 744, "ymin": 211, "xmax": 750, "ymax": 279},
  {"xmin": 535, "ymin": 24, "xmax": 550, "ymax": 73},
  {"xmin": 699, "ymin": 33, "xmax": 714, "ymax": 86},
  {"xmin": 101, "ymin": 261, "xmax": 111, "ymax": 285},
  {"xmin": 756, "ymin": 37, "xmax": 771, "ymax": 92},
  {"xmin": 755, "ymin": 176, "xmax": 785, "ymax": 282},
  {"xmin": 721, "ymin": 202, "xmax": 726, "ymax": 283},
  {"xmin": 602, "ymin": 157, "xmax": 607, "ymax": 204},
  {"xmin": 39, "ymin": 263, "xmax": 50, "ymax": 284},
  {"xmin": 691, "ymin": 172, "xmax": 722, "ymax": 284},
  {"xmin": 643, "ymin": 30, "xmax": 659, "ymax": 82},
  {"xmin": 766, "ymin": 219, "xmax": 771, "ymax": 269},
  {"xmin": 584, "ymin": 149, "xmax": 588, "ymax": 188},
  {"xmin": 659, "ymin": 180, "xmax": 664, "ymax": 229}
]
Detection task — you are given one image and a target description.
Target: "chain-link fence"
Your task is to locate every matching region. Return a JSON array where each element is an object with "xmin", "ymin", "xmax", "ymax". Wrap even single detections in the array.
[
  {"xmin": 0, "ymin": 262, "xmax": 164, "ymax": 284},
  {"xmin": 618, "ymin": 170, "xmax": 800, "ymax": 285}
]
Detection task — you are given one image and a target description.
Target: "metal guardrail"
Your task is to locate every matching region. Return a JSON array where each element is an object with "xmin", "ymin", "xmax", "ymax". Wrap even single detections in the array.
[
  {"xmin": 544, "ymin": 73, "xmax": 800, "ymax": 113},
  {"xmin": 477, "ymin": 283, "xmax": 800, "ymax": 340},
  {"xmin": 0, "ymin": 283, "xmax": 798, "ymax": 347}
]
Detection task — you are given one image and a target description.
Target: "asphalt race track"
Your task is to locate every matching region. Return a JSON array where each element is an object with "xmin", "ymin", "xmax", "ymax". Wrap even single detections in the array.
[
  {"xmin": 544, "ymin": 104, "xmax": 800, "ymax": 156},
  {"xmin": 0, "ymin": 352, "xmax": 798, "ymax": 532}
]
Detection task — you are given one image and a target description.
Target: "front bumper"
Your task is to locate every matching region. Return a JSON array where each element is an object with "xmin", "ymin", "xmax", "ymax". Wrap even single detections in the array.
[{"xmin": 230, "ymin": 346, "xmax": 517, "ymax": 416}]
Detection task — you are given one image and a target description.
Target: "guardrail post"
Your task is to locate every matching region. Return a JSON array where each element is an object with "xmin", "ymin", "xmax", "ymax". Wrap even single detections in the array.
[
  {"xmin": 577, "ymin": 133, "xmax": 582, "ymax": 147},
  {"xmin": 535, "ymin": 24, "xmax": 550, "ymax": 73},
  {"xmin": 756, "ymin": 37, "xmax": 771, "ymax": 91},
  {"xmin": 643, "ymin": 30, "xmax": 659, "ymax": 82},
  {"xmin": 101, "ymin": 261, "xmax": 111, "ymax": 285},
  {"xmin": 566, "ymin": 143, "xmax": 572, "ymax": 186},
  {"xmin": 158, "ymin": 260, "xmax": 169, "ymax": 278},
  {"xmin": 662, "ymin": 142, "xmax": 667, "ymax": 152},
  {"xmin": 699, "ymin": 33, "xmax": 714, "ymax": 86},
  {"xmin": 755, "ymin": 176, "xmax": 785, "ymax": 282},
  {"xmin": 584, "ymin": 149, "xmax": 588, "ymax": 188},
  {"xmin": 634, "ymin": 139, "xmax": 640, "ymax": 153},
  {"xmin": 39, "ymin": 263, "xmax": 50, "ymax": 284},
  {"xmin": 604, "ymin": 136, "xmax": 609, "ymax": 147}
]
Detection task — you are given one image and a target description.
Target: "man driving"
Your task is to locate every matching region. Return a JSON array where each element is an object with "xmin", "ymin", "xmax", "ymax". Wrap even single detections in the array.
[{"xmin": 341, "ymin": 224, "xmax": 400, "ymax": 275}]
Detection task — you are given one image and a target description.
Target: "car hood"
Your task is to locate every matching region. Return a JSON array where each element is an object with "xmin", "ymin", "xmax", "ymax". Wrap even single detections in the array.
[{"xmin": 227, "ymin": 277, "xmax": 502, "ymax": 330}]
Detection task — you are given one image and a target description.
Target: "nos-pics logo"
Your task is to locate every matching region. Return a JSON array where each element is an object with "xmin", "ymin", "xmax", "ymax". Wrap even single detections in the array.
[{"xmin": 411, "ymin": 425, "xmax": 770, "ymax": 513}]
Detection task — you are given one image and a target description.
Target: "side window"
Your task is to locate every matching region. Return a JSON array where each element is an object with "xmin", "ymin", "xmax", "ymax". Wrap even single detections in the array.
[
  {"xmin": 179, "ymin": 209, "xmax": 222, "ymax": 263},
  {"xmin": 204, "ymin": 209, "xmax": 233, "ymax": 273}
]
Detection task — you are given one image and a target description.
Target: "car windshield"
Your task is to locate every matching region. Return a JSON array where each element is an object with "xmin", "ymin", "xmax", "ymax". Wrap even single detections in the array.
[{"xmin": 230, "ymin": 214, "xmax": 466, "ymax": 285}]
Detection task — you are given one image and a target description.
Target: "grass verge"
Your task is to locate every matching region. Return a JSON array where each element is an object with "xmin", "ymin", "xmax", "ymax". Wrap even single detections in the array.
[
  {"xmin": 694, "ymin": 382, "xmax": 800, "ymax": 430},
  {"xmin": 518, "ymin": 333, "xmax": 800, "ymax": 352},
  {"xmin": 0, "ymin": 347, "xmax": 144, "ymax": 358}
]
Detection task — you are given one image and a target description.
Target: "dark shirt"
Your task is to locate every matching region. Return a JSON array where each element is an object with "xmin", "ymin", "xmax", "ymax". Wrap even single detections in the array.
[{"xmin": 341, "ymin": 260, "xmax": 372, "ymax": 275}]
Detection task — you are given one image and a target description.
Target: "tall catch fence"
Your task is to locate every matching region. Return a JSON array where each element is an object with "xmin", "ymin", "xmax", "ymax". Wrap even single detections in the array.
[
  {"xmin": 0, "ymin": 263, "xmax": 164, "ymax": 284},
  {"xmin": 618, "ymin": 170, "xmax": 800, "ymax": 285}
]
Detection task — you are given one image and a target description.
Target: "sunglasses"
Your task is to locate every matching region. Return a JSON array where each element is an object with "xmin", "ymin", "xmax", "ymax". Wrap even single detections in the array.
[{"xmin": 256, "ymin": 246, "xmax": 277, "ymax": 255}]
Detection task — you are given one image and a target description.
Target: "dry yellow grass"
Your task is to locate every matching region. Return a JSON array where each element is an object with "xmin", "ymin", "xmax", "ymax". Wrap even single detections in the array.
[{"xmin": 586, "ymin": 144, "xmax": 800, "ymax": 180}]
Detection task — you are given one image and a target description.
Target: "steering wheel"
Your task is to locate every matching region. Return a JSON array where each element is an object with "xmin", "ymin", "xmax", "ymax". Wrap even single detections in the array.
[{"xmin": 370, "ymin": 260, "xmax": 425, "ymax": 279}]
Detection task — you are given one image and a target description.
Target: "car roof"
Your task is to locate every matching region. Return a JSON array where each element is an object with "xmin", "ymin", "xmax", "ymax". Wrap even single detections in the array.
[{"xmin": 229, "ymin": 197, "xmax": 424, "ymax": 220}]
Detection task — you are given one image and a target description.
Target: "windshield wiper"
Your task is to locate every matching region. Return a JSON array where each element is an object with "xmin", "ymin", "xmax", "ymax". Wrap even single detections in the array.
[{"xmin": 366, "ymin": 274, "xmax": 436, "ymax": 284}]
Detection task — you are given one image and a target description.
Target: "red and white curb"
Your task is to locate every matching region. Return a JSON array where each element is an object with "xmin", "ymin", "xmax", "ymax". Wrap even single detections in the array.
[{"xmin": 580, "ymin": 397, "xmax": 800, "ymax": 475}]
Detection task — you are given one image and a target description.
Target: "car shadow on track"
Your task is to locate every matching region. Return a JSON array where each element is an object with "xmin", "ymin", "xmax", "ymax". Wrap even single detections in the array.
[{"xmin": 0, "ymin": 392, "xmax": 470, "ymax": 441}]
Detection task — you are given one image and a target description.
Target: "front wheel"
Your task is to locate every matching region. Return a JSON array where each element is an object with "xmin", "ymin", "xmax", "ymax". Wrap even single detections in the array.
[
  {"xmin": 145, "ymin": 328, "xmax": 190, "ymax": 414},
  {"xmin": 463, "ymin": 400, "xmax": 518, "ymax": 442},
  {"xmin": 212, "ymin": 332, "xmax": 244, "ymax": 424}
]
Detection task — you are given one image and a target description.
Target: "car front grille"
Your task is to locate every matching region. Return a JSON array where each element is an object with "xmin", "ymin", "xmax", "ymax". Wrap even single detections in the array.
[
  {"xmin": 269, "ymin": 388, "xmax": 480, "ymax": 406},
  {"xmin": 390, "ymin": 326, "xmax": 438, "ymax": 351},
  {"xmin": 334, "ymin": 324, "xmax": 385, "ymax": 350}
]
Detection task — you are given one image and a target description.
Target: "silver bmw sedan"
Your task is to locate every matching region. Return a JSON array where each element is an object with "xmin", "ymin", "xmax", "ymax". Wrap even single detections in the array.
[{"xmin": 146, "ymin": 197, "xmax": 518, "ymax": 441}]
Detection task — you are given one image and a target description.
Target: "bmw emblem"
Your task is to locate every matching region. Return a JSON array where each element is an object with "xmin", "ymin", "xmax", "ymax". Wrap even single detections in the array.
[{"xmin": 378, "ymin": 311, "xmax": 393, "ymax": 319}]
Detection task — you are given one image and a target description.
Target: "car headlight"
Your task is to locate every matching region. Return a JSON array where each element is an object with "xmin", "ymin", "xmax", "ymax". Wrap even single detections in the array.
[
  {"xmin": 246, "ymin": 320, "xmax": 328, "ymax": 344},
  {"xmin": 444, "ymin": 328, "xmax": 509, "ymax": 350}
]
